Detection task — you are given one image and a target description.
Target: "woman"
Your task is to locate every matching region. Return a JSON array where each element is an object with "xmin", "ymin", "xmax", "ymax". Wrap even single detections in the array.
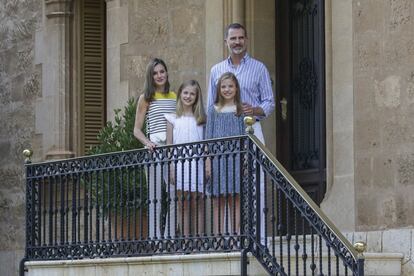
[{"xmin": 134, "ymin": 58, "xmax": 176, "ymax": 239}]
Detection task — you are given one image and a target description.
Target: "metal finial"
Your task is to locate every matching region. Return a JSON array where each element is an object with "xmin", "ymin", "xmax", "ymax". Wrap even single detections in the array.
[
  {"xmin": 23, "ymin": 149, "xmax": 33, "ymax": 163},
  {"xmin": 353, "ymin": 241, "xmax": 367, "ymax": 258},
  {"xmin": 244, "ymin": 116, "xmax": 255, "ymax": 134}
]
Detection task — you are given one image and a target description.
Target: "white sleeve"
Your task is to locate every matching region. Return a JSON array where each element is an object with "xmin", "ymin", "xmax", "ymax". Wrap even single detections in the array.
[{"xmin": 164, "ymin": 113, "xmax": 176, "ymax": 125}]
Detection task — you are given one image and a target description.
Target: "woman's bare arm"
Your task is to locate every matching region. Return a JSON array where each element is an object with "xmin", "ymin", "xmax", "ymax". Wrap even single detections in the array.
[{"xmin": 133, "ymin": 95, "xmax": 156, "ymax": 150}]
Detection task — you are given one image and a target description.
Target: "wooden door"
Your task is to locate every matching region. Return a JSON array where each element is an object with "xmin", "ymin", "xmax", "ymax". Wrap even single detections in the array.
[{"xmin": 276, "ymin": 0, "xmax": 326, "ymax": 205}]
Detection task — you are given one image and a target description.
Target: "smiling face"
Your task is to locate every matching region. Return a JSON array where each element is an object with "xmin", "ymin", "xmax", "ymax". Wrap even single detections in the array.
[
  {"xmin": 152, "ymin": 63, "xmax": 168, "ymax": 90},
  {"xmin": 225, "ymin": 27, "xmax": 247, "ymax": 57},
  {"xmin": 219, "ymin": 78, "xmax": 237, "ymax": 105},
  {"xmin": 180, "ymin": 85, "xmax": 197, "ymax": 109}
]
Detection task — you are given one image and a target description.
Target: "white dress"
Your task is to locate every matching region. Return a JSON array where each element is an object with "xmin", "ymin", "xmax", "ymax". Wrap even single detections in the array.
[{"xmin": 165, "ymin": 114, "xmax": 205, "ymax": 192}]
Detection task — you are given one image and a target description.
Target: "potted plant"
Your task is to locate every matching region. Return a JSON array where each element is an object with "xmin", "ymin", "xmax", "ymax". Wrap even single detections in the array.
[{"xmin": 87, "ymin": 98, "xmax": 148, "ymax": 239}]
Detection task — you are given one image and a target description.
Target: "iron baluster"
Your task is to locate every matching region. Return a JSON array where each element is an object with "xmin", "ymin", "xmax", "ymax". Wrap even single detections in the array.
[
  {"xmin": 217, "ymin": 154, "xmax": 222, "ymax": 235},
  {"xmin": 311, "ymin": 227, "xmax": 316, "ymax": 275},
  {"xmin": 254, "ymin": 147, "xmax": 261, "ymax": 246},
  {"xmin": 295, "ymin": 209, "xmax": 299, "ymax": 275},
  {"xmin": 166, "ymin": 158, "xmax": 171, "ymax": 239},
  {"xmin": 202, "ymin": 155, "xmax": 207, "ymax": 237},
  {"xmin": 126, "ymin": 167, "xmax": 131, "ymax": 240},
  {"xmin": 303, "ymin": 219, "xmax": 308, "ymax": 276},
  {"xmin": 160, "ymin": 157, "xmax": 165, "ymax": 240},
  {"xmin": 65, "ymin": 175, "xmax": 69, "ymax": 245},
  {"xmin": 328, "ymin": 244, "xmax": 332, "ymax": 275},
  {"xmin": 195, "ymin": 157, "xmax": 200, "ymax": 236},
  {"xmin": 101, "ymin": 170, "xmax": 105, "ymax": 242},
  {"xmin": 173, "ymin": 155, "xmax": 178, "ymax": 239},
  {"xmin": 43, "ymin": 177, "xmax": 47, "ymax": 247},
  {"xmin": 48, "ymin": 175, "xmax": 53, "ymax": 245},
  {"xmin": 113, "ymin": 169, "xmax": 118, "ymax": 241},
  {"xmin": 336, "ymin": 253, "xmax": 340, "ymax": 275},
  {"xmin": 319, "ymin": 234, "xmax": 323, "ymax": 275},
  {"xmin": 107, "ymin": 169, "xmax": 112, "ymax": 242},
  {"xmin": 95, "ymin": 171, "xmax": 100, "ymax": 242},
  {"xmin": 88, "ymin": 172, "xmax": 93, "ymax": 244},
  {"xmin": 139, "ymin": 164, "xmax": 144, "ymax": 240},
  {"xmin": 271, "ymin": 179, "xmax": 275, "ymax": 257},
  {"xmin": 225, "ymin": 151, "xmax": 229, "ymax": 236},
  {"xmin": 60, "ymin": 174, "xmax": 65, "ymax": 245},
  {"xmin": 133, "ymin": 166, "xmax": 137, "ymax": 240},
  {"xmin": 286, "ymin": 199, "xmax": 291, "ymax": 275},
  {"xmin": 120, "ymin": 168, "xmax": 124, "ymax": 241},
  {"xmin": 278, "ymin": 185, "xmax": 284, "ymax": 270},
  {"xmin": 263, "ymin": 170, "xmax": 268, "ymax": 246},
  {"xmin": 180, "ymin": 157, "xmax": 185, "ymax": 238}
]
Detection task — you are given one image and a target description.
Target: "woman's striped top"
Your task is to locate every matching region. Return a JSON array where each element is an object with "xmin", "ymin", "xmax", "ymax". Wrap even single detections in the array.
[{"xmin": 146, "ymin": 91, "xmax": 176, "ymax": 141}]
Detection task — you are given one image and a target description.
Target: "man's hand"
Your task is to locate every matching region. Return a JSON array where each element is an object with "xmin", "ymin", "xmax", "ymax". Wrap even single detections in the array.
[
  {"xmin": 242, "ymin": 103, "xmax": 265, "ymax": 117},
  {"xmin": 242, "ymin": 103, "xmax": 254, "ymax": 116}
]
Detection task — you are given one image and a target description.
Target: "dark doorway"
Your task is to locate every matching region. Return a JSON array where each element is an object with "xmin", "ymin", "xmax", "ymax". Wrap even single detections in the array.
[{"xmin": 275, "ymin": 0, "xmax": 326, "ymax": 205}]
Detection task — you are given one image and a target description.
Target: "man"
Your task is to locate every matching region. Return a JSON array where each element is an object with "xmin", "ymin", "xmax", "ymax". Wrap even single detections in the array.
[
  {"xmin": 207, "ymin": 23, "xmax": 275, "ymax": 243},
  {"xmin": 207, "ymin": 22, "xmax": 275, "ymax": 144}
]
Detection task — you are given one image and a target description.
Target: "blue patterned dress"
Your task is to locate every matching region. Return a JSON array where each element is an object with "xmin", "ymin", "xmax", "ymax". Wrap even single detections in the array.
[{"xmin": 205, "ymin": 105, "xmax": 245, "ymax": 195}]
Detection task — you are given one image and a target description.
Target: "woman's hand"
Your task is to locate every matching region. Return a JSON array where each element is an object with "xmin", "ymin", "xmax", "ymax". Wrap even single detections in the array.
[{"xmin": 144, "ymin": 140, "xmax": 156, "ymax": 151}]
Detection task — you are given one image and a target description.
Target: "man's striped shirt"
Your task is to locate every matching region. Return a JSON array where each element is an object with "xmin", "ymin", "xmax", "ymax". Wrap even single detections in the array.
[{"xmin": 207, "ymin": 54, "xmax": 275, "ymax": 120}]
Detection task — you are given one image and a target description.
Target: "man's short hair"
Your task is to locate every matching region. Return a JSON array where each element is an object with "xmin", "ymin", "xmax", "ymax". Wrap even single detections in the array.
[{"xmin": 225, "ymin": 23, "xmax": 247, "ymax": 39}]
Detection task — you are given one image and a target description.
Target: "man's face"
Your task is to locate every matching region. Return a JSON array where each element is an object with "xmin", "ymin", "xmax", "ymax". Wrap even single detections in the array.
[{"xmin": 225, "ymin": 28, "xmax": 247, "ymax": 56}]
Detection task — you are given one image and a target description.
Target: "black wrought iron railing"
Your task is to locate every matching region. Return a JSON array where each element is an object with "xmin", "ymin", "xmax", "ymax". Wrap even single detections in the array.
[{"xmin": 22, "ymin": 132, "xmax": 364, "ymax": 275}]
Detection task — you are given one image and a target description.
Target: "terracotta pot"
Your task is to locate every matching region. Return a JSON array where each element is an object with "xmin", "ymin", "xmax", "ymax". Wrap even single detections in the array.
[{"xmin": 110, "ymin": 212, "xmax": 148, "ymax": 240}]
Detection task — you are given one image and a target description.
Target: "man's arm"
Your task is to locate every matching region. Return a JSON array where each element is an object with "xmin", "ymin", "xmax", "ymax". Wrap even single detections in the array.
[
  {"xmin": 207, "ymin": 69, "xmax": 217, "ymax": 110},
  {"xmin": 257, "ymin": 66, "xmax": 275, "ymax": 118}
]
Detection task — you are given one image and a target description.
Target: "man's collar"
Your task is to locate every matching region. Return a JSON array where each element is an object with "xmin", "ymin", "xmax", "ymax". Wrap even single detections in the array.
[{"xmin": 227, "ymin": 53, "xmax": 250, "ymax": 65}]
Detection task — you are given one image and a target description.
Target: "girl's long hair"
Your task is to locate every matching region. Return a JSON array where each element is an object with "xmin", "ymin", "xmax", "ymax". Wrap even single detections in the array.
[
  {"xmin": 143, "ymin": 58, "xmax": 170, "ymax": 102},
  {"xmin": 214, "ymin": 72, "xmax": 243, "ymax": 116},
  {"xmin": 176, "ymin": 80, "xmax": 206, "ymax": 125}
]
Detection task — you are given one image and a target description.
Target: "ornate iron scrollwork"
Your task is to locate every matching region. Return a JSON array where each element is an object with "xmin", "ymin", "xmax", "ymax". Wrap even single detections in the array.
[{"xmin": 293, "ymin": 58, "xmax": 318, "ymax": 110}]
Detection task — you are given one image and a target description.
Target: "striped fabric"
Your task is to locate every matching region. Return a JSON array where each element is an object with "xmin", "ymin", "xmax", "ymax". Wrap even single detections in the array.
[
  {"xmin": 146, "ymin": 91, "xmax": 176, "ymax": 138},
  {"xmin": 207, "ymin": 54, "xmax": 275, "ymax": 120}
]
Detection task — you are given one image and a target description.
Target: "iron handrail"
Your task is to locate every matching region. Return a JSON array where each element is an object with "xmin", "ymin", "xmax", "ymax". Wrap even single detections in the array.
[
  {"xmin": 22, "ymin": 134, "xmax": 364, "ymax": 275},
  {"xmin": 249, "ymin": 133, "xmax": 359, "ymax": 259},
  {"xmin": 245, "ymin": 134, "xmax": 363, "ymax": 275}
]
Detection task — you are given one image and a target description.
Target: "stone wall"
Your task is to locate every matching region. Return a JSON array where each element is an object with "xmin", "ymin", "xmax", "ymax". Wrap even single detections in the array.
[
  {"xmin": 354, "ymin": 0, "xmax": 414, "ymax": 229},
  {"xmin": 0, "ymin": 0, "xmax": 42, "ymax": 275},
  {"xmin": 125, "ymin": 0, "xmax": 206, "ymax": 100}
]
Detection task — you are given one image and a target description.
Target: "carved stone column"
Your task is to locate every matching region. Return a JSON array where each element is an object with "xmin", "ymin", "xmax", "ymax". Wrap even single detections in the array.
[
  {"xmin": 223, "ymin": 0, "xmax": 245, "ymax": 27},
  {"xmin": 39, "ymin": 0, "xmax": 74, "ymax": 160}
]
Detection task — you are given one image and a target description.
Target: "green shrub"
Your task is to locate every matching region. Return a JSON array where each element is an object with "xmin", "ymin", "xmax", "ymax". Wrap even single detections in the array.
[
  {"xmin": 86, "ymin": 98, "xmax": 147, "ymax": 218},
  {"xmin": 88, "ymin": 98, "xmax": 144, "ymax": 154}
]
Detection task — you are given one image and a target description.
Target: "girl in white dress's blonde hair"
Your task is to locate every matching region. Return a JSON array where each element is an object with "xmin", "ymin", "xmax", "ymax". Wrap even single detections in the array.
[{"xmin": 165, "ymin": 80, "xmax": 206, "ymax": 236}]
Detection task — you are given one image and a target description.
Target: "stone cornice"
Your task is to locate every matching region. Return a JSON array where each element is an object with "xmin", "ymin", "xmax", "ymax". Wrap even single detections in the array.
[{"xmin": 45, "ymin": 0, "xmax": 73, "ymax": 18}]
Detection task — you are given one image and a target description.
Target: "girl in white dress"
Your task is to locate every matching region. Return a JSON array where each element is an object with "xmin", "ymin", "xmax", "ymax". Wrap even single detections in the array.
[{"xmin": 165, "ymin": 80, "xmax": 206, "ymax": 236}]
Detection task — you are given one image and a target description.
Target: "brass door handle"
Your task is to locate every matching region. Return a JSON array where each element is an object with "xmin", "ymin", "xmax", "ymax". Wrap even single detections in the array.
[{"xmin": 280, "ymin": 97, "xmax": 287, "ymax": 121}]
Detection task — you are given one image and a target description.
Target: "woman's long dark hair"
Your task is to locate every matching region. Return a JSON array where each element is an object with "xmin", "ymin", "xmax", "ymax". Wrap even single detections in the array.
[{"xmin": 143, "ymin": 58, "xmax": 170, "ymax": 102}]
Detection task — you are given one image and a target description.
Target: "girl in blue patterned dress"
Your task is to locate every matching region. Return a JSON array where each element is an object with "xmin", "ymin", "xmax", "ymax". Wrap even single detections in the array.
[{"xmin": 205, "ymin": 72, "xmax": 245, "ymax": 234}]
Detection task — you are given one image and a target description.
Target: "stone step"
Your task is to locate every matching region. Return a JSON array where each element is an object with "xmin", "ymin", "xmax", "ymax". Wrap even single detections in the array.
[{"xmin": 25, "ymin": 251, "xmax": 403, "ymax": 276}]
